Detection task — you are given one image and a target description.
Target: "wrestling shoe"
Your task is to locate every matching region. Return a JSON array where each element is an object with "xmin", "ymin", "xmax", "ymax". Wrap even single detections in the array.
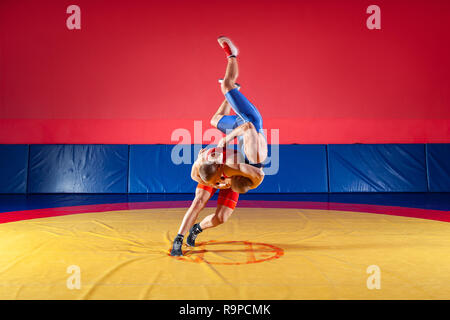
[
  {"xmin": 217, "ymin": 36, "xmax": 239, "ymax": 58},
  {"xmin": 186, "ymin": 223, "xmax": 203, "ymax": 247},
  {"xmin": 218, "ymin": 78, "xmax": 241, "ymax": 90},
  {"xmin": 170, "ymin": 234, "xmax": 184, "ymax": 256}
]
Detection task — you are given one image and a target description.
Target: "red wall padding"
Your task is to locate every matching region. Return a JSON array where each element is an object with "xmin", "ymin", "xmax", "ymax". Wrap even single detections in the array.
[{"xmin": 1, "ymin": 0, "xmax": 449, "ymax": 144}]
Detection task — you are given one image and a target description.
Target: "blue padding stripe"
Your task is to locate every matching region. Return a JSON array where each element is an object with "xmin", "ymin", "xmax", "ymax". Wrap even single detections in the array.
[
  {"xmin": 427, "ymin": 144, "xmax": 450, "ymax": 192},
  {"xmin": 0, "ymin": 145, "xmax": 29, "ymax": 193},
  {"xmin": 328, "ymin": 144, "xmax": 428, "ymax": 192},
  {"xmin": 1, "ymin": 143, "xmax": 448, "ymax": 194},
  {"xmin": 28, "ymin": 145, "xmax": 128, "ymax": 193},
  {"xmin": 130, "ymin": 144, "xmax": 328, "ymax": 193},
  {"xmin": 248, "ymin": 144, "xmax": 328, "ymax": 193},
  {"xmin": 129, "ymin": 145, "xmax": 198, "ymax": 193}
]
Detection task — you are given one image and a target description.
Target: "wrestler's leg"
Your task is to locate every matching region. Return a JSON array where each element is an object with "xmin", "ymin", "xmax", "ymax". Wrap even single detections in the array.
[
  {"xmin": 217, "ymin": 37, "xmax": 239, "ymax": 94},
  {"xmin": 199, "ymin": 205, "xmax": 234, "ymax": 230},
  {"xmin": 186, "ymin": 188, "xmax": 239, "ymax": 246},
  {"xmin": 242, "ymin": 124, "xmax": 268, "ymax": 164},
  {"xmin": 211, "ymin": 97, "xmax": 245, "ymax": 138},
  {"xmin": 223, "ymin": 93, "xmax": 267, "ymax": 164},
  {"xmin": 177, "ymin": 187, "xmax": 213, "ymax": 235},
  {"xmin": 218, "ymin": 37, "xmax": 267, "ymax": 163},
  {"xmin": 171, "ymin": 185, "xmax": 215, "ymax": 256},
  {"xmin": 210, "ymin": 99, "xmax": 232, "ymax": 128},
  {"xmin": 220, "ymin": 57, "xmax": 239, "ymax": 95}
]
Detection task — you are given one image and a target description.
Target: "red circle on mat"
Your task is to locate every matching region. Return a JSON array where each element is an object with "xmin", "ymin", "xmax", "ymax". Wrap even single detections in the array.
[{"xmin": 169, "ymin": 240, "xmax": 284, "ymax": 265}]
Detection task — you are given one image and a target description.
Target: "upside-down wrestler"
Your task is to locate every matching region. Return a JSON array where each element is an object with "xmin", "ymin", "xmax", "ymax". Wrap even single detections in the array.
[{"xmin": 170, "ymin": 36, "xmax": 267, "ymax": 256}]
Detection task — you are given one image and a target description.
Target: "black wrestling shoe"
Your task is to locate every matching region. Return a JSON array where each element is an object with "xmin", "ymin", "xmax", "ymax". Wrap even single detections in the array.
[
  {"xmin": 218, "ymin": 79, "xmax": 241, "ymax": 90},
  {"xmin": 170, "ymin": 234, "xmax": 184, "ymax": 256},
  {"xmin": 186, "ymin": 223, "xmax": 203, "ymax": 247}
]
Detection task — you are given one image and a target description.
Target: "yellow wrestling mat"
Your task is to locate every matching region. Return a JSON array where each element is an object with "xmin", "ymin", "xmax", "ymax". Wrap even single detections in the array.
[{"xmin": 0, "ymin": 207, "xmax": 450, "ymax": 299}]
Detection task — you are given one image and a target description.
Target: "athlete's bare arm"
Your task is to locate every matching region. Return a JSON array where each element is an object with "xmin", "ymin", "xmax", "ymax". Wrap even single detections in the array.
[
  {"xmin": 190, "ymin": 161, "xmax": 204, "ymax": 184},
  {"xmin": 222, "ymin": 163, "xmax": 264, "ymax": 189},
  {"xmin": 217, "ymin": 122, "xmax": 252, "ymax": 148},
  {"xmin": 217, "ymin": 121, "xmax": 267, "ymax": 164}
]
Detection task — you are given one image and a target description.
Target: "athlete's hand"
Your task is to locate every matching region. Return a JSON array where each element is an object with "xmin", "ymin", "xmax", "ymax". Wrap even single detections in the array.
[
  {"xmin": 217, "ymin": 137, "xmax": 227, "ymax": 148},
  {"xmin": 213, "ymin": 175, "xmax": 231, "ymax": 189},
  {"xmin": 198, "ymin": 148, "xmax": 206, "ymax": 155},
  {"xmin": 197, "ymin": 148, "xmax": 207, "ymax": 161},
  {"xmin": 215, "ymin": 181, "xmax": 231, "ymax": 189}
]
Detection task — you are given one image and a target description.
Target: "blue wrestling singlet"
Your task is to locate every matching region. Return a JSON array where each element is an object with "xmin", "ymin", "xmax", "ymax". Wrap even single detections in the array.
[{"xmin": 217, "ymin": 88, "xmax": 266, "ymax": 168}]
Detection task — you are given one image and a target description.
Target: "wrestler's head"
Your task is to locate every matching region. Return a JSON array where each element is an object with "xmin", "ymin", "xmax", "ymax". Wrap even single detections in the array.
[
  {"xmin": 231, "ymin": 175, "xmax": 253, "ymax": 194},
  {"xmin": 199, "ymin": 161, "xmax": 222, "ymax": 184}
]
